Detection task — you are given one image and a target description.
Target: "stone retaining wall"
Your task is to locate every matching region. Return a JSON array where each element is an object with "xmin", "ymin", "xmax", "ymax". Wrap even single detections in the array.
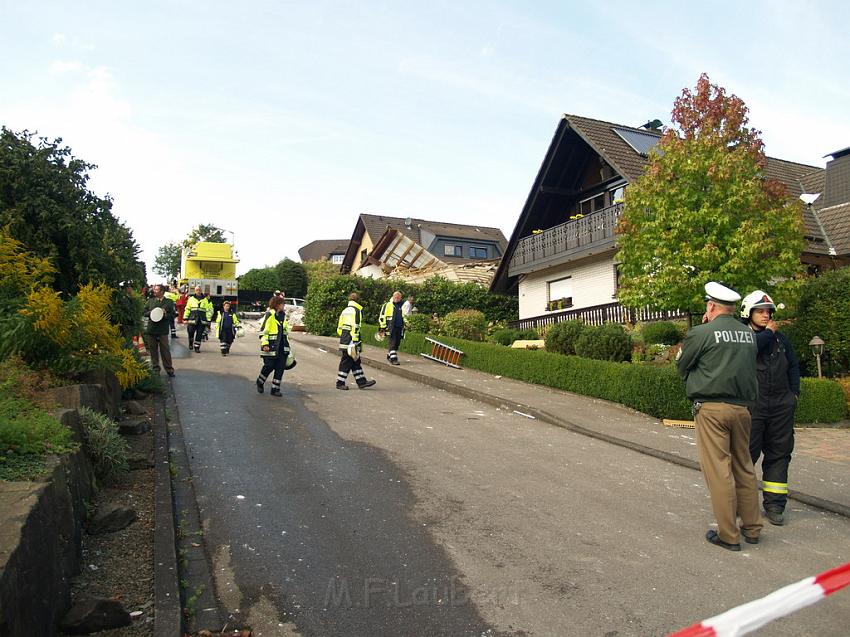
[{"xmin": 0, "ymin": 387, "xmax": 104, "ymax": 635}]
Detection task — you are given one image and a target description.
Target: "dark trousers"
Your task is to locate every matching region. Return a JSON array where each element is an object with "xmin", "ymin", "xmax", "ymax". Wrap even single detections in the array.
[
  {"xmin": 258, "ymin": 355, "xmax": 285, "ymax": 391},
  {"xmin": 337, "ymin": 351, "xmax": 367, "ymax": 386},
  {"xmin": 750, "ymin": 394, "xmax": 796, "ymax": 511},
  {"xmin": 220, "ymin": 332, "xmax": 234, "ymax": 354},
  {"xmin": 187, "ymin": 320, "xmax": 205, "ymax": 349},
  {"xmin": 386, "ymin": 329, "xmax": 402, "ymax": 363},
  {"xmin": 143, "ymin": 334, "xmax": 174, "ymax": 374}
]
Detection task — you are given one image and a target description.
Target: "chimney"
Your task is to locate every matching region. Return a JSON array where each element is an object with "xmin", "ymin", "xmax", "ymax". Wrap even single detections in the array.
[
  {"xmin": 823, "ymin": 146, "xmax": 850, "ymax": 208},
  {"xmin": 404, "ymin": 217, "xmax": 412, "ymax": 228}
]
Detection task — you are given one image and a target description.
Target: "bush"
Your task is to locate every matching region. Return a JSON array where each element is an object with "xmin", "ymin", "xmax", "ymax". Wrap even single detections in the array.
[
  {"xmin": 110, "ymin": 287, "xmax": 145, "ymax": 343},
  {"xmin": 788, "ymin": 268, "xmax": 850, "ymax": 376},
  {"xmin": 545, "ymin": 320, "xmax": 586, "ymax": 355},
  {"xmin": 79, "ymin": 407, "xmax": 129, "ymax": 483},
  {"xmin": 516, "ymin": 328, "xmax": 540, "ymax": 340},
  {"xmin": 575, "ymin": 323, "xmax": 633, "ymax": 362},
  {"xmin": 640, "ymin": 321, "xmax": 681, "ymax": 345},
  {"xmin": 0, "ymin": 360, "xmax": 77, "ymax": 468},
  {"xmin": 439, "ymin": 309, "xmax": 487, "ymax": 341},
  {"xmin": 490, "ymin": 328, "xmax": 519, "ymax": 346},
  {"xmin": 796, "ymin": 378, "xmax": 848, "ymax": 424},
  {"xmin": 405, "ymin": 313, "xmax": 432, "ymax": 334}
]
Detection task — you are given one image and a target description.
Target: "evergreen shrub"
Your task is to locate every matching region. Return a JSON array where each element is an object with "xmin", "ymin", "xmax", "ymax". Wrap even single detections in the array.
[
  {"xmin": 439, "ymin": 310, "xmax": 487, "ymax": 341},
  {"xmin": 785, "ymin": 268, "xmax": 850, "ymax": 376},
  {"xmin": 545, "ymin": 320, "xmax": 586, "ymax": 355},
  {"xmin": 405, "ymin": 313, "xmax": 432, "ymax": 334},
  {"xmin": 640, "ymin": 321, "xmax": 682, "ymax": 345},
  {"xmin": 491, "ymin": 328, "xmax": 519, "ymax": 346},
  {"xmin": 795, "ymin": 378, "xmax": 848, "ymax": 424},
  {"xmin": 575, "ymin": 323, "xmax": 633, "ymax": 362}
]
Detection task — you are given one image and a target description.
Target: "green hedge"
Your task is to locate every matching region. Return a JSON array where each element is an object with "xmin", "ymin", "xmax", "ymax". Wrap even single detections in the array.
[
  {"xmin": 795, "ymin": 378, "xmax": 848, "ymax": 424},
  {"xmin": 304, "ymin": 275, "xmax": 518, "ymax": 336},
  {"xmin": 361, "ymin": 324, "xmax": 847, "ymax": 423}
]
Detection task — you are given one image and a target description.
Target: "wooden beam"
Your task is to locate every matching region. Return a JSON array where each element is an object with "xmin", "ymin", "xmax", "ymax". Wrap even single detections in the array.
[{"xmin": 539, "ymin": 186, "xmax": 577, "ymax": 196}]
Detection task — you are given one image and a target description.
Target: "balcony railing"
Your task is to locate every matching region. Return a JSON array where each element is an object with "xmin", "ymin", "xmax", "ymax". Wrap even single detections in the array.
[
  {"xmin": 510, "ymin": 301, "xmax": 690, "ymax": 330},
  {"xmin": 508, "ymin": 203, "xmax": 623, "ymax": 276}
]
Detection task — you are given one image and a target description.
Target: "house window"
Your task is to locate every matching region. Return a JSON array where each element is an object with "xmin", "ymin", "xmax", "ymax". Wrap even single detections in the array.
[
  {"xmin": 331, "ymin": 254, "xmax": 344, "ymax": 264},
  {"xmin": 610, "ymin": 185, "xmax": 626, "ymax": 204},
  {"xmin": 578, "ymin": 192, "xmax": 605, "ymax": 215},
  {"xmin": 469, "ymin": 246, "xmax": 488, "ymax": 259},
  {"xmin": 444, "ymin": 244, "xmax": 462, "ymax": 257},
  {"xmin": 547, "ymin": 276, "xmax": 573, "ymax": 311}
]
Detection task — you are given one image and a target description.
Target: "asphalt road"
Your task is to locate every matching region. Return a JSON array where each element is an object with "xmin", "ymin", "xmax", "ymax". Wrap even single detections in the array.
[{"xmin": 169, "ymin": 328, "xmax": 850, "ymax": 637}]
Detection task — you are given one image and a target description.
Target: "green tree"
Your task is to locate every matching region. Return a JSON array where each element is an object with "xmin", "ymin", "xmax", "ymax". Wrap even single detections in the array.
[
  {"xmin": 615, "ymin": 74, "xmax": 805, "ymax": 314},
  {"xmin": 0, "ymin": 128, "xmax": 145, "ymax": 294},
  {"xmin": 182, "ymin": 223, "xmax": 226, "ymax": 248},
  {"xmin": 239, "ymin": 267, "xmax": 279, "ymax": 291},
  {"xmin": 153, "ymin": 242, "xmax": 181, "ymax": 281},
  {"xmin": 275, "ymin": 258, "xmax": 308, "ymax": 298},
  {"xmin": 303, "ymin": 259, "xmax": 340, "ymax": 287}
]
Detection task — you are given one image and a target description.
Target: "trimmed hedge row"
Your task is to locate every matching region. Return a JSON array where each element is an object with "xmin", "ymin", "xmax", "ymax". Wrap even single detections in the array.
[
  {"xmin": 361, "ymin": 325, "xmax": 848, "ymax": 423},
  {"xmin": 795, "ymin": 378, "xmax": 848, "ymax": 424}
]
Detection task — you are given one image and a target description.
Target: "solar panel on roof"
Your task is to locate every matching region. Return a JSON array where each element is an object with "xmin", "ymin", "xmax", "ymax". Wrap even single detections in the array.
[{"xmin": 612, "ymin": 127, "xmax": 661, "ymax": 157}]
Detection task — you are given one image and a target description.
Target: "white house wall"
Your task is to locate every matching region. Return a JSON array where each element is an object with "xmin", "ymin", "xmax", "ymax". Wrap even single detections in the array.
[{"xmin": 518, "ymin": 253, "xmax": 617, "ymax": 320}]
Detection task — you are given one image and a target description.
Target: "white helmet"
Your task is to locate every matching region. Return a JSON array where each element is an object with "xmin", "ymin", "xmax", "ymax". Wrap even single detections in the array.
[{"xmin": 740, "ymin": 290, "xmax": 776, "ymax": 319}]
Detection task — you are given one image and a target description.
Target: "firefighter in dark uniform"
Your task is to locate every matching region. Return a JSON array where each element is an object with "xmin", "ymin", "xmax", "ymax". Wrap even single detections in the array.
[
  {"xmin": 741, "ymin": 290, "xmax": 800, "ymax": 526},
  {"xmin": 677, "ymin": 282, "xmax": 763, "ymax": 551},
  {"xmin": 336, "ymin": 292, "xmax": 376, "ymax": 390},
  {"xmin": 256, "ymin": 295, "xmax": 292, "ymax": 397},
  {"xmin": 379, "ymin": 290, "xmax": 405, "ymax": 365}
]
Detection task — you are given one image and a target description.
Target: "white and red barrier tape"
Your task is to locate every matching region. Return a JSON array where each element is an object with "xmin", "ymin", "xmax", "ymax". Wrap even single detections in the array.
[{"xmin": 668, "ymin": 561, "xmax": 850, "ymax": 637}]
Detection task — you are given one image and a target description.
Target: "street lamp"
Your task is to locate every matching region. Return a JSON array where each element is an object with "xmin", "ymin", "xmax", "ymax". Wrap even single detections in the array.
[{"xmin": 809, "ymin": 336, "xmax": 825, "ymax": 379}]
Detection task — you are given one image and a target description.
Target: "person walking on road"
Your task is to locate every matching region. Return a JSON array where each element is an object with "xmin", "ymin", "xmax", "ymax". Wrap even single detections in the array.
[
  {"xmin": 256, "ymin": 295, "xmax": 291, "ymax": 397},
  {"xmin": 336, "ymin": 292, "xmax": 376, "ymax": 390},
  {"xmin": 741, "ymin": 290, "xmax": 800, "ymax": 526},
  {"xmin": 677, "ymin": 282, "xmax": 763, "ymax": 551},
  {"xmin": 215, "ymin": 300, "xmax": 240, "ymax": 356},
  {"xmin": 143, "ymin": 284, "xmax": 176, "ymax": 377},
  {"xmin": 164, "ymin": 286, "xmax": 179, "ymax": 338},
  {"xmin": 184, "ymin": 285, "xmax": 212, "ymax": 352},
  {"xmin": 379, "ymin": 290, "xmax": 405, "ymax": 365}
]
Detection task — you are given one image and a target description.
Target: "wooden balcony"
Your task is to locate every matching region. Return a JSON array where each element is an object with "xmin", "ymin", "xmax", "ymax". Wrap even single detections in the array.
[
  {"xmin": 510, "ymin": 301, "xmax": 690, "ymax": 330},
  {"xmin": 508, "ymin": 203, "xmax": 623, "ymax": 277}
]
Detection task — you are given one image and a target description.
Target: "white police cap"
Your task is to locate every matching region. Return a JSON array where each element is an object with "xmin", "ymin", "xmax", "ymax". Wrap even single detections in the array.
[{"xmin": 704, "ymin": 281, "xmax": 741, "ymax": 304}]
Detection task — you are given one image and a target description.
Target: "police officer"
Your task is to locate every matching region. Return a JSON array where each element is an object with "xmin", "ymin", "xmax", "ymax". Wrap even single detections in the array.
[
  {"xmin": 741, "ymin": 290, "xmax": 800, "ymax": 526},
  {"xmin": 378, "ymin": 290, "xmax": 405, "ymax": 365},
  {"xmin": 677, "ymin": 282, "xmax": 763, "ymax": 551},
  {"xmin": 336, "ymin": 292, "xmax": 376, "ymax": 390}
]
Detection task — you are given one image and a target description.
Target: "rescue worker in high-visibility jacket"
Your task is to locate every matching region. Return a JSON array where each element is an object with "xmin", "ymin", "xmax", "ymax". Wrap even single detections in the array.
[
  {"xmin": 183, "ymin": 286, "xmax": 213, "ymax": 352},
  {"xmin": 336, "ymin": 292, "xmax": 376, "ymax": 390},
  {"xmin": 378, "ymin": 290, "xmax": 405, "ymax": 365},
  {"xmin": 214, "ymin": 300, "xmax": 241, "ymax": 356},
  {"xmin": 164, "ymin": 287, "xmax": 179, "ymax": 338},
  {"xmin": 741, "ymin": 290, "xmax": 800, "ymax": 526},
  {"xmin": 255, "ymin": 296, "xmax": 292, "ymax": 397}
]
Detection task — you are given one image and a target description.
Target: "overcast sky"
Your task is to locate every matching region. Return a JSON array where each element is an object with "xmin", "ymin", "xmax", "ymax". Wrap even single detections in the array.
[{"xmin": 2, "ymin": 1, "xmax": 849, "ymax": 277}]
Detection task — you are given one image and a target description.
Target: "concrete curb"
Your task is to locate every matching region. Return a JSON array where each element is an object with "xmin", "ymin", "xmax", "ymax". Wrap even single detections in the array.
[
  {"xmin": 309, "ymin": 340, "xmax": 850, "ymax": 520},
  {"xmin": 153, "ymin": 389, "xmax": 182, "ymax": 636}
]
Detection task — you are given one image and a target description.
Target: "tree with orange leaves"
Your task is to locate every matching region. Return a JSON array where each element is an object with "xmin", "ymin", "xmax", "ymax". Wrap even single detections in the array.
[{"xmin": 615, "ymin": 74, "xmax": 805, "ymax": 316}]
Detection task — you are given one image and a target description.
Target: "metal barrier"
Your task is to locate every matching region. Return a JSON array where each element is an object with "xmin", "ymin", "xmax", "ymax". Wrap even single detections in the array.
[{"xmin": 421, "ymin": 337, "xmax": 464, "ymax": 369}]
